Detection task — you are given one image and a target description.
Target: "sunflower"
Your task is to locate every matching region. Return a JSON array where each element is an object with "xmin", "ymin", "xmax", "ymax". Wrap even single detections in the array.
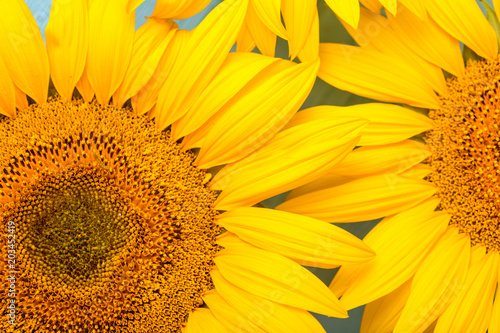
[
  {"xmin": 274, "ymin": 1, "xmax": 500, "ymax": 332},
  {"xmin": 0, "ymin": 0, "xmax": 377, "ymax": 332}
]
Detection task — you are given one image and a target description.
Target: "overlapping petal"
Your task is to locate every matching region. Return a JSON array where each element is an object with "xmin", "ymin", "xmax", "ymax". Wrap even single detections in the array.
[
  {"xmin": 325, "ymin": 0, "xmax": 360, "ymax": 29},
  {"xmin": 150, "ymin": 0, "xmax": 211, "ymax": 20},
  {"xmin": 183, "ymin": 308, "xmax": 228, "ymax": 333},
  {"xmin": 216, "ymin": 208, "xmax": 374, "ymax": 268},
  {"xmin": 0, "ymin": 57, "xmax": 16, "ymax": 117},
  {"xmin": 281, "ymin": 0, "xmax": 318, "ymax": 60}
]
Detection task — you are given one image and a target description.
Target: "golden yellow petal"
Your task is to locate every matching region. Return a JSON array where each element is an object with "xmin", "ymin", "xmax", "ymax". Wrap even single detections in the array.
[
  {"xmin": 216, "ymin": 208, "xmax": 374, "ymax": 268},
  {"xmin": 325, "ymin": 0, "xmax": 360, "ymax": 28},
  {"xmin": 284, "ymin": 104, "xmax": 434, "ymax": 146},
  {"xmin": 329, "ymin": 140, "xmax": 430, "ymax": 178},
  {"xmin": 399, "ymin": 163, "xmax": 433, "ymax": 179},
  {"xmin": 360, "ymin": 0, "xmax": 383, "ymax": 13},
  {"xmin": 251, "ymin": 0, "xmax": 287, "ymax": 39},
  {"xmin": 426, "ymin": 0, "xmax": 498, "ymax": 59},
  {"xmin": 183, "ymin": 308, "xmax": 229, "ymax": 333},
  {"xmin": 75, "ymin": 64, "xmax": 95, "ymax": 103},
  {"xmin": 394, "ymin": 227, "xmax": 471, "ymax": 333},
  {"xmin": 155, "ymin": 0, "xmax": 248, "ymax": 130},
  {"xmin": 390, "ymin": 6, "xmax": 464, "ymax": 77},
  {"xmin": 14, "ymin": 84, "xmax": 28, "ymax": 112},
  {"xmin": 131, "ymin": 29, "xmax": 191, "ymax": 116},
  {"xmin": 151, "ymin": 0, "xmax": 211, "ymax": 20},
  {"xmin": 0, "ymin": 57, "xmax": 16, "ymax": 117},
  {"xmin": 378, "ymin": 0, "xmax": 397, "ymax": 16},
  {"xmin": 0, "ymin": 0, "xmax": 49, "ymax": 104},
  {"xmin": 398, "ymin": 0, "xmax": 427, "ymax": 20},
  {"xmin": 330, "ymin": 199, "xmax": 449, "ymax": 310},
  {"xmin": 195, "ymin": 59, "xmax": 319, "ymax": 169},
  {"xmin": 203, "ymin": 289, "xmax": 265, "ymax": 333},
  {"xmin": 46, "ymin": 0, "xmax": 88, "ymax": 100},
  {"xmin": 172, "ymin": 52, "xmax": 278, "ymax": 140},
  {"xmin": 212, "ymin": 117, "xmax": 365, "ymax": 209},
  {"xmin": 435, "ymin": 249, "xmax": 499, "ymax": 333},
  {"xmin": 126, "ymin": 0, "xmax": 145, "ymax": 12},
  {"xmin": 318, "ymin": 43, "xmax": 440, "ymax": 109},
  {"xmin": 277, "ymin": 174, "xmax": 436, "ymax": 223},
  {"xmin": 281, "ymin": 0, "xmax": 318, "ymax": 60},
  {"xmin": 214, "ymin": 237, "xmax": 347, "ymax": 317},
  {"xmin": 287, "ymin": 173, "xmax": 356, "ymax": 200},
  {"xmin": 360, "ymin": 279, "xmax": 413, "ymax": 333},
  {"xmin": 236, "ymin": 21, "xmax": 256, "ymax": 52},
  {"xmin": 489, "ymin": 269, "xmax": 500, "ymax": 333},
  {"xmin": 211, "ymin": 269, "xmax": 326, "ymax": 333},
  {"xmin": 246, "ymin": 1, "xmax": 277, "ymax": 57},
  {"xmin": 113, "ymin": 18, "xmax": 177, "ymax": 108},
  {"xmin": 87, "ymin": 0, "xmax": 135, "ymax": 105}
]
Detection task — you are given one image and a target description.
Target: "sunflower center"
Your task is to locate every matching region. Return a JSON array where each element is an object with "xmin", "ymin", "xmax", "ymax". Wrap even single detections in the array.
[
  {"xmin": 427, "ymin": 57, "xmax": 500, "ymax": 251},
  {"xmin": 0, "ymin": 98, "xmax": 220, "ymax": 332}
]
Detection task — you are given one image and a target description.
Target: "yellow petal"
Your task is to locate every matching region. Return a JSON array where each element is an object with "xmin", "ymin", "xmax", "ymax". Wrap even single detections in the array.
[
  {"xmin": 87, "ymin": 0, "xmax": 135, "ymax": 105},
  {"xmin": 330, "ymin": 199, "xmax": 449, "ymax": 310},
  {"xmin": 318, "ymin": 43, "xmax": 440, "ymax": 109},
  {"xmin": 155, "ymin": 0, "xmax": 247, "ymax": 130},
  {"xmin": 251, "ymin": 0, "xmax": 287, "ymax": 39},
  {"xmin": 360, "ymin": 279, "xmax": 413, "ymax": 333},
  {"xmin": 46, "ymin": 0, "xmax": 88, "ymax": 100},
  {"xmin": 211, "ymin": 269, "xmax": 326, "ymax": 333},
  {"xmin": 287, "ymin": 173, "xmax": 356, "ymax": 200},
  {"xmin": 246, "ymin": 1, "xmax": 277, "ymax": 57},
  {"xmin": 126, "ymin": 0, "xmax": 145, "ymax": 12},
  {"xmin": 217, "ymin": 207, "xmax": 374, "ymax": 268},
  {"xmin": 277, "ymin": 174, "xmax": 436, "ymax": 223},
  {"xmin": 212, "ymin": 117, "xmax": 365, "ymax": 209},
  {"xmin": 330, "ymin": 140, "xmax": 430, "ymax": 178},
  {"xmin": 75, "ymin": 64, "xmax": 95, "ymax": 103},
  {"xmin": 113, "ymin": 18, "xmax": 177, "ymax": 108},
  {"xmin": 390, "ymin": 6, "xmax": 464, "ymax": 77},
  {"xmin": 203, "ymin": 289, "xmax": 266, "ymax": 333},
  {"xmin": 426, "ymin": 0, "xmax": 498, "ymax": 60},
  {"xmin": 195, "ymin": 59, "xmax": 319, "ymax": 169},
  {"xmin": 0, "ymin": 0, "xmax": 49, "ymax": 104},
  {"xmin": 360, "ymin": 0, "xmax": 383, "ymax": 13},
  {"xmin": 394, "ymin": 227, "xmax": 471, "ymax": 333},
  {"xmin": 282, "ymin": 0, "xmax": 318, "ymax": 60},
  {"xmin": 183, "ymin": 308, "xmax": 229, "ymax": 333},
  {"xmin": 151, "ymin": 0, "xmax": 211, "ymax": 20},
  {"xmin": 14, "ymin": 84, "xmax": 28, "ymax": 112},
  {"xmin": 378, "ymin": 0, "xmax": 397, "ymax": 16},
  {"xmin": 325, "ymin": 0, "xmax": 360, "ymax": 28},
  {"xmin": 399, "ymin": 163, "xmax": 433, "ymax": 179},
  {"xmin": 172, "ymin": 52, "xmax": 278, "ymax": 140},
  {"xmin": 489, "ymin": 266, "xmax": 500, "ymax": 333},
  {"xmin": 284, "ymin": 104, "xmax": 434, "ymax": 146},
  {"xmin": 236, "ymin": 21, "xmax": 256, "ymax": 52},
  {"xmin": 214, "ymin": 237, "xmax": 347, "ymax": 317},
  {"xmin": 131, "ymin": 29, "xmax": 191, "ymax": 116},
  {"xmin": 0, "ymin": 56, "xmax": 16, "ymax": 117},
  {"xmin": 398, "ymin": 0, "xmax": 427, "ymax": 20},
  {"xmin": 435, "ymin": 249, "xmax": 499, "ymax": 333}
]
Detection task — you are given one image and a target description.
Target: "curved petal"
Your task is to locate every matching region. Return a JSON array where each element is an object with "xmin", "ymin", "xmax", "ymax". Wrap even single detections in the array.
[
  {"xmin": 329, "ymin": 140, "xmax": 431, "ymax": 178},
  {"xmin": 212, "ymin": 117, "xmax": 365, "ymax": 209},
  {"xmin": 0, "ymin": 0, "xmax": 49, "ymax": 104},
  {"xmin": 251, "ymin": 0, "xmax": 287, "ymax": 39},
  {"xmin": 246, "ymin": 1, "xmax": 277, "ymax": 57},
  {"xmin": 282, "ymin": 0, "xmax": 318, "ymax": 60},
  {"xmin": 325, "ymin": 0, "xmax": 360, "ymax": 28},
  {"xmin": 489, "ymin": 267, "xmax": 500, "ymax": 333},
  {"xmin": 394, "ymin": 227, "xmax": 471, "ymax": 333},
  {"xmin": 426, "ymin": 0, "xmax": 498, "ymax": 60},
  {"xmin": 183, "ymin": 308, "xmax": 229, "ymax": 333},
  {"xmin": 277, "ymin": 174, "xmax": 437, "ymax": 223},
  {"xmin": 0, "ymin": 57, "xmax": 16, "ymax": 117},
  {"xmin": 360, "ymin": 279, "xmax": 413, "ymax": 333},
  {"xmin": 14, "ymin": 84, "xmax": 28, "ymax": 111},
  {"xmin": 435, "ymin": 249, "xmax": 499, "ymax": 333},
  {"xmin": 330, "ymin": 199, "xmax": 449, "ymax": 310},
  {"xmin": 211, "ymin": 269, "xmax": 326, "ymax": 333},
  {"xmin": 360, "ymin": 0, "xmax": 383, "ymax": 13},
  {"xmin": 155, "ymin": 0, "xmax": 248, "ymax": 130},
  {"xmin": 284, "ymin": 104, "xmax": 434, "ymax": 146},
  {"xmin": 236, "ymin": 21, "xmax": 256, "ymax": 52},
  {"xmin": 172, "ymin": 52, "xmax": 278, "ymax": 140},
  {"xmin": 287, "ymin": 174, "xmax": 356, "ymax": 200},
  {"xmin": 216, "ymin": 208, "xmax": 374, "ymax": 268},
  {"xmin": 378, "ymin": 0, "xmax": 397, "ymax": 16},
  {"xmin": 45, "ymin": 0, "xmax": 88, "ymax": 100},
  {"xmin": 113, "ymin": 18, "xmax": 177, "ymax": 108},
  {"xmin": 75, "ymin": 64, "xmax": 95, "ymax": 103},
  {"xmin": 151, "ymin": 0, "xmax": 211, "ymax": 20},
  {"xmin": 214, "ymin": 236, "xmax": 347, "ymax": 317},
  {"xmin": 87, "ymin": 0, "xmax": 135, "ymax": 105},
  {"xmin": 318, "ymin": 43, "xmax": 439, "ymax": 109},
  {"xmin": 398, "ymin": 0, "xmax": 427, "ymax": 20},
  {"xmin": 195, "ymin": 59, "xmax": 319, "ymax": 169}
]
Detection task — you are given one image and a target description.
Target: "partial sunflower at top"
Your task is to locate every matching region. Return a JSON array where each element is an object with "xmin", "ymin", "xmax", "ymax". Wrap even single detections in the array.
[
  {"xmin": 284, "ymin": 0, "xmax": 500, "ymax": 332},
  {"xmin": 0, "ymin": 0, "xmax": 376, "ymax": 332}
]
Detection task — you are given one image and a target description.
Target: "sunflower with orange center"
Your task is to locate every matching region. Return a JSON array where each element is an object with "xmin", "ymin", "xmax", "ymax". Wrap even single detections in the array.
[
  {"xmin": 275, "ymin": 0, "xmax": 500, "ymax": 332},
  {"xmin": 0, "ymin": 0, "xmax": 377, "ymax": 332}
]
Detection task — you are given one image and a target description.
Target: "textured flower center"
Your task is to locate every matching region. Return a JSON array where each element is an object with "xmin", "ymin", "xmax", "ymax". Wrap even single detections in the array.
[
  {"xmin": 427, "ymin": 57, "xmax": 500, "ymax": 251},
  {"xmin": 0, "ymin": 98, "xmax": 220, "ymax": 332}
]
